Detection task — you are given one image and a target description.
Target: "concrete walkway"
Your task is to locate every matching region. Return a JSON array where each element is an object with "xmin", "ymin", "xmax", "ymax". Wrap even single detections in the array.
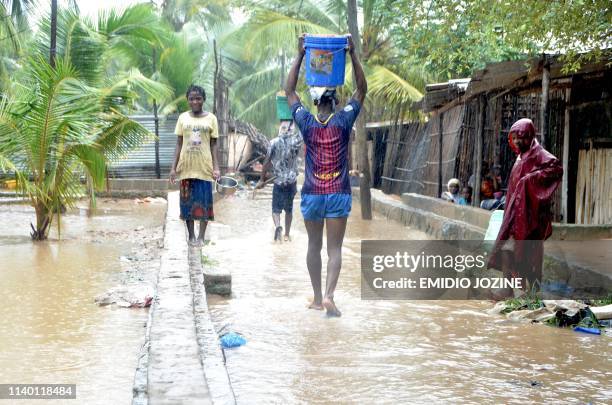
[{"xmin": 134, "ymin": 191, "xmax": 235, "ymax": 405}]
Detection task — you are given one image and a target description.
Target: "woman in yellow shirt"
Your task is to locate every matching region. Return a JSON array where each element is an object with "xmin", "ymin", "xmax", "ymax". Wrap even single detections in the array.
[{"xmin": 170, "ymin": 85, "xmax": 220, "ymax": 246}]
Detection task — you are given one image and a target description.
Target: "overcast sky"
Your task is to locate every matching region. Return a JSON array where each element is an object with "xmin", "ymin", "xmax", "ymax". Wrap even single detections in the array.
[
  {"xmin": 33, "ymin": 0, "xmax": 154, "ymax": 21},
  {"xmin": 73, "ymin": 0, "xmax": 152, "ymax": 18}
]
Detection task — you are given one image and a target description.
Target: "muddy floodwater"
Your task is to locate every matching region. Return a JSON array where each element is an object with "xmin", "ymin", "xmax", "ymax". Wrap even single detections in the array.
[
  {"xmin": 0, "ymin": 199, "xmax": 166, "ymax": 405},
  {"xmin": 207, "ymin": 191, "xmax": 611, "ymax": 404}
]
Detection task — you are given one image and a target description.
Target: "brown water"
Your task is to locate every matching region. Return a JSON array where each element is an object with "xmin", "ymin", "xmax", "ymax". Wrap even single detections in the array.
[
  {"xmin": 208, "ymin": 191, "xmax": 611, "ymax": 404},
  {"xmin": 0, "ymin": 200, "xmax": 166, "ymax": 405}
]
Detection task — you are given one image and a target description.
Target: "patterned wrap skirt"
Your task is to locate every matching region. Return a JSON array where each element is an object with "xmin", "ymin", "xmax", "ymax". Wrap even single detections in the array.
[{"xmin": 179, "ymin": 179, "xmax": 214, "ymax": 221}]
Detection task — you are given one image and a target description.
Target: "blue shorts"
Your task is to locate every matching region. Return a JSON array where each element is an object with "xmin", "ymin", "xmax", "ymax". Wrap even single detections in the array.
[
  {"xmin": 300, "ymin": 193, "xmax": 352, "ymax": 222},
  {"xmin": 272, "ymin": 182, "xmax": 297, "ymax": 214}
]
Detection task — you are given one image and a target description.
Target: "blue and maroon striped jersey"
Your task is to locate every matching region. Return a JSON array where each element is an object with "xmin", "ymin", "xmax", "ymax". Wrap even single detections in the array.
[{"xmin": 291, "ymin": 99, "xmax": 361, "ymax": 195}]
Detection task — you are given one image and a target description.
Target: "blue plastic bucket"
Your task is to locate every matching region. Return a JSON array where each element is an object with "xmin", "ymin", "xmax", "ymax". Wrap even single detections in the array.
[{"xmin": 304, "ymin": 35, "xmax": 348, "ymax": 87}]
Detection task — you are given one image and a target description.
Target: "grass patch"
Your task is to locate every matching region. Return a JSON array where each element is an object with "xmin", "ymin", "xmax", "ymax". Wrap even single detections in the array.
[
  {"xmin": 201, "ymin": 252, "xmax": 219, "ymax": 267},
  {"xmin": 501, "ymin": 295, "xmax": 544, "ymax": 314},
  {"xmin": 590, "ymin": 294, "xmax": 612, "ymax": 307}
]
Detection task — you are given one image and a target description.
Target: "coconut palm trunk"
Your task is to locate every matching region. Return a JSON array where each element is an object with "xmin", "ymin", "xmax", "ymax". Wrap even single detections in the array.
[
  {"xmin": 32, "ymin": 200, "xmax": 51, "ymax": 240},
  {"xmin": 347, "ymin": 0, "xmax": 372, "ymax": 220}
]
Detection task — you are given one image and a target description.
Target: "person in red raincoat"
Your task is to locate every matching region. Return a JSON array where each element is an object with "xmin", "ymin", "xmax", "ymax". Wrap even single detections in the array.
[{"xmin": 488, "ymin": 118, "xmax": 563, "ymax": 293}]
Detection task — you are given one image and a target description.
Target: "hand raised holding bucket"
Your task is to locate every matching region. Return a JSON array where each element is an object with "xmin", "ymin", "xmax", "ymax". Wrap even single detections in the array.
[{"xmin": 303, "ymin": 34, "xmax": 350, "ymax": 87}]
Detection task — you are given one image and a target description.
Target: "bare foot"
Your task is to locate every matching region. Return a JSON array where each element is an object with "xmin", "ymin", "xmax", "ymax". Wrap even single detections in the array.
[
  {"xmin": 284, "ymin": 235, "xmax": 291, "ymax": 242},
  {"xmin": 195, "ymin": 238, "xmax": 204, "ymax": 247},
  {"xmin": 188, "ymin": 237, "xmax": 197, "ymax": 247},
  {"xmin": 308, "ymin": 300, "xmax": 324, "ymax": 310},
  {"xmin": 322, "ymin": 297, "xmax": 341, "ymax": 317}
]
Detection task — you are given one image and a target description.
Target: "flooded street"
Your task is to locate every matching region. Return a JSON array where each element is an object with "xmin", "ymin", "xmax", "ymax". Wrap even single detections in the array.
[
  {"xmin": 208, "ymin": 191, "xmax": 611, "ymax": 404},
  {"xmin": 0, "ymin": 200, "xmax": 166, "ymax": 405}
]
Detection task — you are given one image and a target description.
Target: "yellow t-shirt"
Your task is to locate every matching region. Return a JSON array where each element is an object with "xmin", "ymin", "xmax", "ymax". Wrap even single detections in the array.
[{"xmin": 174, "ymin": 111, "xmax": 219, "ymax": 181}]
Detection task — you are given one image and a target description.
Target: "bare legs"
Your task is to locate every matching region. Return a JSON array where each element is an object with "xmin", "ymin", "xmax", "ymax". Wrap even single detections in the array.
[
  {"xmin": 284, "ymin": 213, "xmax": 293, "ymax": 238},
  {"xmin": 272, "ymin": 212, "xmax": 281, "ymax": 229},
  {"xmin": 304, "ymin": 217, "xmax": 347, "ymax": 316},
  {"xmin": 186, "ymin": 220, "xmax": 196, "ymax": 243},
  {"xmin": 272, "ymin": 212, "xmax": 294, "ymax": 241},
  {"xmin": 322, "ymin": 218, "xmax": 346, "ymax": 316},
  {"xmin": 305, "ymin": 220, "xmax": 324, "ymax": 309},
  {"xmin": 186, "ymin": 219, "xmax": 208, "ymax": 246}
]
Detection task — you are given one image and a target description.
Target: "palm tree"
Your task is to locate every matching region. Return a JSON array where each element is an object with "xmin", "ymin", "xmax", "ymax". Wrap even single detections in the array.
[
  {"xmin": 221, "ymin": 0, "xmax": 428, "ymax": 135},
  {"xmin": 161, "ymin": 0, "xmax": 230, "ymax": 32},
  {"xmin": 0, "ymin": 0, "xmax": 36, "ymax": 91},
  {"xmin": 0, "ymin": 4, "xmax": 172, "ymax": 240},
  {"xmin": 0, "ymin": 56, "xmax": 171, "ymax": 240},
  {"xmin": 0, "ymin": 0, "xmax": 34, "ymax": 52}
]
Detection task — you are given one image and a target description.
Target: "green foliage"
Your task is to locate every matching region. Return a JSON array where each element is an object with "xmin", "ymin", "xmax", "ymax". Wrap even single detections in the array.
[
  {"xmin": 0, "ymin": 4, "xmax": 172, "ymax": 240},
  {"xmin": 158, "ymin": 28, "xmax": 209, "ymax": 114},
  {"xmin": 590, "ymin": 294, "xmax": 612, "ymax": 307},
  {"xmin": 0, "ymin": 55, "xmax": 170, "ymax": 239},
  {"xmin": 161, "ymin": 0, "xmax": 231, "ymax": 32},
  {"xmin": 0, "ymin": 0, "xmax": 36, "ymax": 90},
  {"xmin": 501, "ymin": 294, "xmax": 544, "ymax": 314},
  {"xmin": 390, "ymin": 0, "xmax": 528, "ymax": 80},
  {"xmin": 221, "ymin": 0, "xmax": 427, "ymax": 134},
  {"xmin": 393, "ymin": 0, "xmax": 611, "ymax": 79}
]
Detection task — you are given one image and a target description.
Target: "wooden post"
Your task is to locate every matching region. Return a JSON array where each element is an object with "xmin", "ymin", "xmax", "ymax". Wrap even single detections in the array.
[
  {"xmin": 473, "ymin": 96, "xmax": 486, "ymax": 207},
  {"xmin": 540, "ymin": 59, "xmax": 550, "ymax": 147},
  {"xmin": 437, "ymin": 113, "xmax": 444, "ymax": 197},
  {"xmin": 561, "ymin": 87, "xmax": 571, "ymax": 223}
]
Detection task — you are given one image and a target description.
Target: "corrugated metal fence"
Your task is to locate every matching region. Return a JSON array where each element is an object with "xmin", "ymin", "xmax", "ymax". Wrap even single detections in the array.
[{"xmin": 108, "ymin": 115, "xmax": 178, "ymax": 178}]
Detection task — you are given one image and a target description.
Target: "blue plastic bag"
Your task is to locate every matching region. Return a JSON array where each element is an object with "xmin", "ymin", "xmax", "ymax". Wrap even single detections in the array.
[
  {"xmin": 573, "ymin": 326, "xmax": 601, "ymax": 335},
  {"xmin": 220, "ymin": 332, "xmax": 246, "ymax": 348}
]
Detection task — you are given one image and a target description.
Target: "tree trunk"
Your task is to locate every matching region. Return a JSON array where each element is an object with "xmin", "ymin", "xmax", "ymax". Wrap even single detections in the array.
[
  {"xmin": 32, "ymin": 201, "xmax": 51, "ymax": 241},
  {"xmin": 152, "ymin": 46, "xmax": 161, "ymax": 179},
  {"xmin": 50, "ymin": 0, "xmax": 57, "ymax": 68},
  {"xmin": 213, "ymin": 41, "xmax": 229, "ymax": 173},
  {"xmin": 540, "ymin": 59, "xmax": 550, "ymax": 148},
  {"xmin": 347, "ymin": 0, "xmax": 372, "ymax": 220}
]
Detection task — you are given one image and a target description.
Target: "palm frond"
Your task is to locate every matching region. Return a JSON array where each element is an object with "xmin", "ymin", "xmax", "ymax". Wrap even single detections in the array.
[
  {"xmin": 101, "ymin": 68, "xmax": 173, "ymax": 110},
  {"xmin": 235, "ymin": 88, "xmax": 277, "ymax": 135},
  {"xmin": 367, "ymin": 64, "xmax": 423, "ymax": 106},
  {"xmin": 232, "ymin": 66, "xmax": 281, "ymax": 94},
  {"xmin": 0, "ymin": 1, "xmax": 23, "ymax": 52},
  {"xmin": 239, "ymin": 9, "xmax": 333, "ymax": 61},
  {"xmin": 69, "ymin": 144, "xmax": 107, "ymax": 189},
  {"xmin": 95, "ymin": 111, "xmax": 153, "ymax": 161}
]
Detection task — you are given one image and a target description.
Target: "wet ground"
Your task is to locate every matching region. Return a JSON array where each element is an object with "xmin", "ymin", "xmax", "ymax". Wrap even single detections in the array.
[
  {"xmin": 207, "ymin": 190, "xmax": 612, "ymax": 404},
  {"xmin": 0, "ymin": 199, "xmax": 166, "ymax": 405}
]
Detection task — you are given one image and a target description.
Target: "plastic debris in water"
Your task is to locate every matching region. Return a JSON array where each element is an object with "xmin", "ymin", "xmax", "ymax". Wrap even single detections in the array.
[
  {"xmin": 220, "ymin": 332, "xmax": 246, "ymax": 348},
  {"xmin": 573, "ymin": 326, "xmax": 601, "ymax": 335}
]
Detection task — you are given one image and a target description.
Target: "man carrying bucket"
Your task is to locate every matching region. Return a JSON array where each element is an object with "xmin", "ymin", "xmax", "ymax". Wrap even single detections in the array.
[
  {"xmin": 256, "ymin": 110, "xmax": 302, "ymax": 242},
  {"xmin": 285, "ymin": 34, "xmax": 367, "ymax": 317}
]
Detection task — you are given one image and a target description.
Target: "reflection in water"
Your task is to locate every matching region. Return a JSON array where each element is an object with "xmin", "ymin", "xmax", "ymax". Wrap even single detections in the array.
[
  {"xmin": 0, "ymin": 200, "xmax": 166, "ymax": 405},
  {"xmin": 208, "ymin": 192, "xmax": 611, "ymax": 404}
]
